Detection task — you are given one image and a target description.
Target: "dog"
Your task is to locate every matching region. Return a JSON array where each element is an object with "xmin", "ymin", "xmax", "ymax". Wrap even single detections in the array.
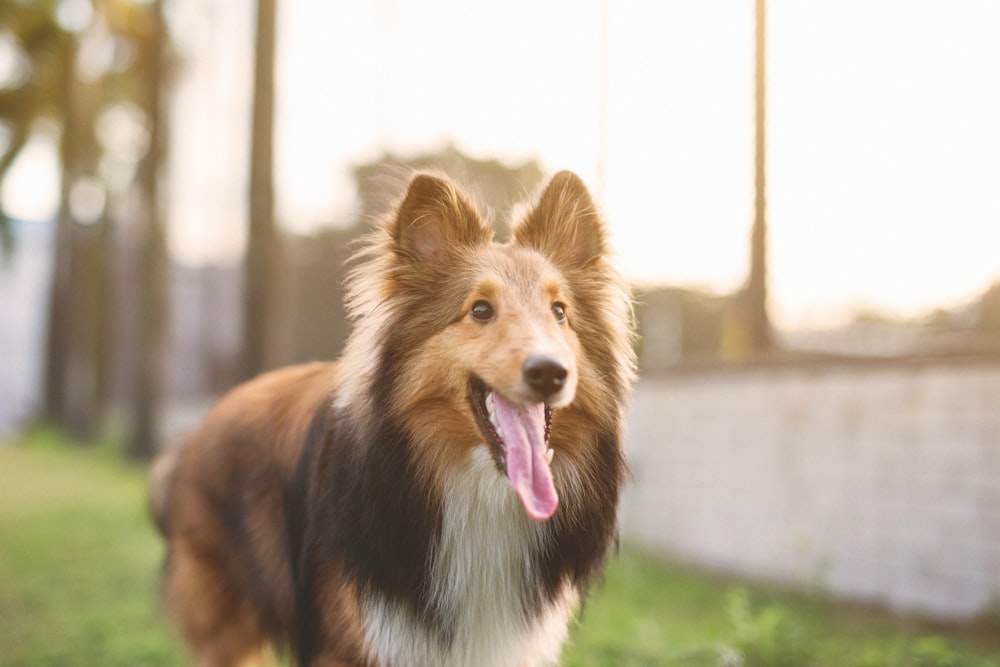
[{"xmin": 151, "ymin": 170, "xmax": 637, "ymax": 666}]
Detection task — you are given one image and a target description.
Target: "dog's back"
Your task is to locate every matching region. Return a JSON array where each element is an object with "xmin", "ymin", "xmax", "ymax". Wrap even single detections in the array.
[{"xmin": 156, "ymin": 362, "xmax": 346, "ymax": 665}]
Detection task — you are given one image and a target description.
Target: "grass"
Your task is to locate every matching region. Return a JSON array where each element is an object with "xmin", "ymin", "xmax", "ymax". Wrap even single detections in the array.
[
  {"xmin": 1, "ymin": 431, "xmax": 998, "ymax": 666},
  {"xmin": 0, "ymin": 430, "xmax": 186, "ymax": 667},
  {"xmin": 563, "ymin": 552, "xmax": 1000, "ymax": 666}
]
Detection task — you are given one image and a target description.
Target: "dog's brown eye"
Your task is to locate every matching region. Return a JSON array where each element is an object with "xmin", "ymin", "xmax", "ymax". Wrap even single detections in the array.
[
  {"xmin": 470, "ymin": 300, "xmax": 495, "ymax": 322},
  {"xmin": 552, "ymin": 302, "xmax": 567, "ymax": 323}
]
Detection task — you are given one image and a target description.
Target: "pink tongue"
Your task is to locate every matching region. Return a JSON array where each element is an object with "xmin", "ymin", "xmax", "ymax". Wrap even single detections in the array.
[{"xmin": 491, "ymin": 393, "xmax": 558, "ymax": 521}]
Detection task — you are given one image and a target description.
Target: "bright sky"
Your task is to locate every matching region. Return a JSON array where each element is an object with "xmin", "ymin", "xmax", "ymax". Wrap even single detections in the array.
[{"xmin": 5, "ymin": 0, "xmax": 1000, "ymax": 329}]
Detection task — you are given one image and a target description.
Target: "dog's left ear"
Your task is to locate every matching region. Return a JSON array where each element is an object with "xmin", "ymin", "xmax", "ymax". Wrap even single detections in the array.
[{"xmin": 513, "ymin": 171, "xmax": 608, "ymax": 272}]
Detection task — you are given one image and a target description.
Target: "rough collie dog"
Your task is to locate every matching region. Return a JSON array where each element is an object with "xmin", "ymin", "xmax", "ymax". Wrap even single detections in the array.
[{"xmin": 151, "ymin": 170, "xmax": 636, "ymax": 667}]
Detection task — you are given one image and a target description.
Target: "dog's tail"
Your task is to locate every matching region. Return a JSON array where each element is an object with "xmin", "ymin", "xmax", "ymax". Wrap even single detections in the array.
[{"xmin": 148, "ymin": 442, "xmax": 183, "ymax": 538}]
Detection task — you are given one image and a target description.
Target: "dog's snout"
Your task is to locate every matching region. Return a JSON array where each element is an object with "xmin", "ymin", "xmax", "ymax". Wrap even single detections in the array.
[{"xmin": 523, "ymin": 356, "xmax": 568, "ymax": 399}]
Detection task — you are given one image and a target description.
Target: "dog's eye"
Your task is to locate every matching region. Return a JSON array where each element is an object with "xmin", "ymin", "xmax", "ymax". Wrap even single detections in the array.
[
  {"xmin": 470, "ymin": 300, "xmax": 495, "ymax": 322},
  {"xmin": 552, "ymin": 302, "xmax": 567, "ymax": 323}
]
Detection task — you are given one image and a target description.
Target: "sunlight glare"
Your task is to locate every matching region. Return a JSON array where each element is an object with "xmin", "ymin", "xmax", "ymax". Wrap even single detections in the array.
[{"xmin": 2, "ymin": 134, "xmax": 59, "ymax": 223}]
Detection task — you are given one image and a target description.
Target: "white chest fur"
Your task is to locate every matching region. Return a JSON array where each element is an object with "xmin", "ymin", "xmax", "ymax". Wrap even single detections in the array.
[{"xmin": 361, "ymin": 448, "xmax": 578, "ymax": 667}]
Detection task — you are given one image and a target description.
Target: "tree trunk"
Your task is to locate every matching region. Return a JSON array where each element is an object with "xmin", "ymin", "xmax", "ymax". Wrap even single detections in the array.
[
  {"xmin": 42, "ymin": 40, "xmax": 80, "ymax": 431},
  {"xmin": 747, "ymin": 0, "xmax": 772, "ymax": 352},
  {"xmin": 126, "ymin": 0, "xmax": 168, "ymax": 460},
  {"xmin": 240, "ymin": 0, "xmax": 280, "ymax": 382}
]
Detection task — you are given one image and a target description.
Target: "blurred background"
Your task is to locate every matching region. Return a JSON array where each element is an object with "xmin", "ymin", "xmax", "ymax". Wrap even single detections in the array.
[{"xmin": 1, "ymin": 0, "xmax": 999, "ymax": 662}]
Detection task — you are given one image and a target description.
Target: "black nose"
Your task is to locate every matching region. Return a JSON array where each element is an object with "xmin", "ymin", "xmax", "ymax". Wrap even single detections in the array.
[{"xmin": 523, "ymin": 356, "xmax": 568, "ymax": 398}]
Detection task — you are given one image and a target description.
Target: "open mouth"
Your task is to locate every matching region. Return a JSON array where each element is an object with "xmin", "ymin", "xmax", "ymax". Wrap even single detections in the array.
[{"xmin": 468, "ymin": 377, "xmax": 558, "ymax": 521}]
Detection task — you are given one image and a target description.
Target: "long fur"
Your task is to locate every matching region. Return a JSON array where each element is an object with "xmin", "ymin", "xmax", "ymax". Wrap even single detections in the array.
[{"xmin": 152, "ymin": 170, "xmax": 637, "ymax": 667}]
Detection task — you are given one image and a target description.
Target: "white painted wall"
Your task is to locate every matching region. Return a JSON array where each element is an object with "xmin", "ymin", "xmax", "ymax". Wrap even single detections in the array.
[{"xmin": 621, "ymin": 360, "xmax": 1000, "ymax": 620}]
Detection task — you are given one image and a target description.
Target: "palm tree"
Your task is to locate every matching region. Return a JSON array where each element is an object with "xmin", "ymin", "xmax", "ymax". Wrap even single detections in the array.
[
  {"xmin": 115, "ymin": 0, "xmax": 170, "ymax": 459},
  {"xmin": 1, "ymin": 0, "xmax": 173, "ymax": 448},
  {"xmin": 0, "ymin": 0, "xmax": 69, "ymax": 254},
  {"xmin": 0, "ymin": 1, "xmax": 112, "ymax": 436}
]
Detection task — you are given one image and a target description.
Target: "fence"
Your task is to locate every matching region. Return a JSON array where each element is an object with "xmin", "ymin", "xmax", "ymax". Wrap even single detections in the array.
[{"xmin": 621, "ymin": 358, "xmax": 1000, "ymax": 620}]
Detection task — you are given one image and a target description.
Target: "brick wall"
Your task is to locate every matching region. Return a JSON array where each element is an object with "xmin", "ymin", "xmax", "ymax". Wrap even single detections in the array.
[{"xmin": 620, "ymin": 359, "xmax": 1000, "ymax": 619}]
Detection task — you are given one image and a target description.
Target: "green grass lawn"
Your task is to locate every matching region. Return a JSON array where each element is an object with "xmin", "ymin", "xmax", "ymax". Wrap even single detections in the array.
[
  {"xmin": 563, "ymin": 550, "xmax": 1000, "ymax": 667},
  {"xmin": 1, "ymin": 433, "xmax": 997, "ymax": 666},
  {"xmin": 0, "ymin": 432, "xmax": 186, "ymax": 666}
]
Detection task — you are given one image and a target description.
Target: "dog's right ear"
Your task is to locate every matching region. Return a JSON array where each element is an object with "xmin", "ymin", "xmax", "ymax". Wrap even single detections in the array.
[{"xmin": 391, "ymin": 173, "xmax": 490, "ymax": 266}]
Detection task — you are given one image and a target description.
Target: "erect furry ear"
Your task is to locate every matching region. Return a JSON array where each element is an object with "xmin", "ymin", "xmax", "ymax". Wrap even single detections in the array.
[
  {"xmin": 513, "ymin": 171, "xmax": 607, "ymax": 272},
  {"xmin": 392, "ymin": 172, "xmax": 490, "ymax": 264}
]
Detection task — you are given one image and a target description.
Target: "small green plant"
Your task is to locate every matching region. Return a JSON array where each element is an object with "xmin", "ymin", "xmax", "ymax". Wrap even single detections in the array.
[
  {"xmin": 905, "ymin": 636, "xmax": 968, "ymax": 667},
  {"xmin": 720, "ymin": 588, "xmax": 816, "ymax": 667},
  {"xmin": 856, "ymin": 636, "xmax": 977, "ymax": 667}
]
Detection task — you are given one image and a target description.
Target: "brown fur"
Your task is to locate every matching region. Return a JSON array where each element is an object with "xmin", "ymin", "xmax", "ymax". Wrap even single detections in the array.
[{"xmin": 152, "ymin": 171, "xmax": 637, "ymax": 666}]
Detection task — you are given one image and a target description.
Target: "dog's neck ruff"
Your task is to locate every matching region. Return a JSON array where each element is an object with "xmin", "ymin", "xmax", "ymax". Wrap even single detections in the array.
[{"xmin": 360, "ymin": 447, "xmax": 577, "ymax": 667}]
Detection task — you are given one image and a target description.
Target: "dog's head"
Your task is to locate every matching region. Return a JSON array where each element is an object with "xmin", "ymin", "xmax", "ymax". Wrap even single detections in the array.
[{"xmin": 343, "ymin": 171, "xmax": 635, "ymax": 521}]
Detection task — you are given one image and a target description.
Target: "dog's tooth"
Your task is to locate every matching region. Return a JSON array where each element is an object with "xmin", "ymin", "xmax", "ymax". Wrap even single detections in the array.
[
  {"xmin": 546, "ymin": 448, "xmax": 554, "ymax": 465},
  {"xmin": 486, "ymin": 391, "xmax": 500, "ymax": 432}
]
